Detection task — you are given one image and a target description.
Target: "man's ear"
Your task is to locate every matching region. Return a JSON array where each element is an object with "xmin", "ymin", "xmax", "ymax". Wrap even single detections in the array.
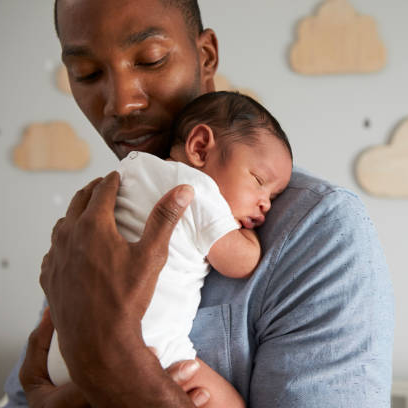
[
  {"xmin": 185, "ymin": 124, "xmax": 216, "ymax": 167},
  {"xmin": 197, "ymin": 29, "xmax": 219, "ymax": 93}
]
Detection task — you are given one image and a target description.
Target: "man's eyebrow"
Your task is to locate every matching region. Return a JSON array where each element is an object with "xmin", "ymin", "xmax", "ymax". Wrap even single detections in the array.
[
  {"xmin": 121, "ymin": 27, "xmax": 167, "ymax": 49},
  {"xmin": 62, "ymin": 45, "xmax": 92, "ymax": 59},
  {"xmin": 61, "ymin": 28, "xmax": 167, "ymax": 59}
]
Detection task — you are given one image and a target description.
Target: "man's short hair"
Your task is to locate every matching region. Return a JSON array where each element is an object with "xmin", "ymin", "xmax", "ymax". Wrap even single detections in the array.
[
  {"xmin": 54, "ymin": 0, "xmax": 203, "ymax": 38},
  {"xmin": 172, "ymin": 91, "xmax": 293, "ymax": 162},
  {"xmin": 160, "ymin": 0, "xmax": 203, "ymax": 36}
]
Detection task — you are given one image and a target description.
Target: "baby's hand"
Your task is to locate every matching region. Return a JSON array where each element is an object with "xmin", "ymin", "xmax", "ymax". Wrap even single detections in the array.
[{"xmin": 167, "ymin": 358, "xmax": 245, "ymax": 408}]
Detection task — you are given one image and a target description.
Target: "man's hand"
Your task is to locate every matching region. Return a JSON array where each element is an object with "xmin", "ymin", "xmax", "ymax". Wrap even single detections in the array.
[
  {"xmin": 167, "ymin": 359, "xmax": 245, "ymax": 408},
  {"xmin": 40, "ymin": 172, "xmax": 196, "ymax": 407},
  {"xmin": 19, "ymin": 308, "xmax": 89, "ymax": 408}
]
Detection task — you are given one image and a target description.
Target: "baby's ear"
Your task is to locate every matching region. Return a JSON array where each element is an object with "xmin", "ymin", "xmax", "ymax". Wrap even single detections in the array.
[{"xmin": 184, "ymin": 124, "xmax": 216, "ymax": 167}]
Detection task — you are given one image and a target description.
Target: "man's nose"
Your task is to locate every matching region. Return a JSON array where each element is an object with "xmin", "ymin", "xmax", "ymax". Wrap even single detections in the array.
[{"xmin": 104, "ymin": 71, "xmax": 148, "ymax": 117}]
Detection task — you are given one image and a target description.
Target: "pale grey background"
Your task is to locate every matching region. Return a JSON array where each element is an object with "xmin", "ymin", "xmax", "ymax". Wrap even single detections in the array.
[{"xmin": 1, "ymin": 0, "xmax": 407, "ymax": 392}]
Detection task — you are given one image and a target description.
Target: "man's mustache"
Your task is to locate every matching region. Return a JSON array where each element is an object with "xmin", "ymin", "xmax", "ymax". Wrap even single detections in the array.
[{"xmin": 102, "ymin": 113, "xmax": 159, "ymax": 140}]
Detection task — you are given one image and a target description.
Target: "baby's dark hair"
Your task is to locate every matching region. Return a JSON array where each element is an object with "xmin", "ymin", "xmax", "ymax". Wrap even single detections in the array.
[{"xmin": 172, "ymin": 91, "xmax": 293, "ymax": 162}]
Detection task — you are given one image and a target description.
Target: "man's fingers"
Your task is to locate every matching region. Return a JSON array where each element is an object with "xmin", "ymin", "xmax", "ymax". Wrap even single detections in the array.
[
  {"xmin": 166, "ymin": 357, "xmax": 211, "ymax": 407},
  {"xmin": 65, "ymin": 177, "xmax": 103, "ymax": 220},
  {"xmin": 139, "ymin": 185, "xmax": 194, "ymax": 256},
  {"xmin": 84, "ymin": 171, "xmax": 120, "ymax": 226},
  {"xmin": 20, "ymin": 308, "xmax": 54, "ymax": 389},
  {"xmin": 148, "ymin": 346, "xmax": 159, "ymax": 358},
  {"xmin": 29, "ymin": 308, "xmax": 54, "ymax": 353},
  {"xmin": 166, "ymin": 359, "xmax": 200, "ymax": 387},
  {"xmin": 51, "ymin": 217, "xmax": 66, "ymax": 244},
  {"xmin": 20, "ymin": 309, "xmax": 90, "ymax": 407},
  {"xmin": 188, "ymin": 388, "xmax": 211, "ymax": 407},
  {"xmin": 49, "ymin": 382, "xmax": 90, "ymax": 408}
]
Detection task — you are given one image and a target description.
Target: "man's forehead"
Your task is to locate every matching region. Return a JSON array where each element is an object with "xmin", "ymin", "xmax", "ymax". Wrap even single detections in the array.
[
  {"xmin": 57, "ymin": 0, "xmax": 173, "ymax": 27},
  {"xmin": 58, "ymin": 0, "xmax": 175, "ymax": 17},
  {"xmin": 58, "ymin": 0, "xmax": 187, "ymax": 44},
  {"xmin": 58, "ymin": 0, "xmax": 161, "ymax": 7}
]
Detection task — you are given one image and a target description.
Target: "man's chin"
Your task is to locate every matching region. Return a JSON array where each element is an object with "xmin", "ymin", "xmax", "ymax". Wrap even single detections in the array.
[
  {"xmin": 113, "ymin": 139, "xmax": 170, "ymax": 160},
  {"xmin": 114, "ymin": 142, "xmax": 140, "ymax": 160}
]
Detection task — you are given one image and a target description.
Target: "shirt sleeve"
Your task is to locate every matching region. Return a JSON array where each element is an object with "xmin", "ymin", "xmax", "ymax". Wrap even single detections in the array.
[
  {"xmin": 250, "ymin": 190, "xmax": 394, "ymax": 408},
  {"xmin": 3, "ymin": 348, "xmax": 28, "ymax": 407},
  {"xmin": 2, "ymin": 300, "xmax": 48, "ymax": 408}
]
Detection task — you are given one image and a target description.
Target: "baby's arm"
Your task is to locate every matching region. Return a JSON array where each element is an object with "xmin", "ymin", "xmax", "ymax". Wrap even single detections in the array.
[{"xmin": 207, "ymin": 228, "xmax": 261, "ymax": 279}]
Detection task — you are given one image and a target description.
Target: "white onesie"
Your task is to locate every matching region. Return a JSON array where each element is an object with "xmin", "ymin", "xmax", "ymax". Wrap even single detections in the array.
[{"xmin": 48, "ymin": 151, "xmax": 239, "ymax": 385}]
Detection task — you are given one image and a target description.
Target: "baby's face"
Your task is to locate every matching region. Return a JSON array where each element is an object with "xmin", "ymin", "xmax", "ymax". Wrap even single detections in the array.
[{"xmin": 204, "ymin": 131, "xmax": 292, "ymax": 229}]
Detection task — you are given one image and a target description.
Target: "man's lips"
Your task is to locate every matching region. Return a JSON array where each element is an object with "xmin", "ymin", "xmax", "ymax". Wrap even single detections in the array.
[
  {"xmin": 112, "ymin": 132, "xmax": 160, "ymax": 159},
  {"xmin": 111, "ymin": 127, "xmax": 169, "ymax": 158},
  {"xmin": 113, "ymin": 127, "xmax": 161, "ymax": 145}
]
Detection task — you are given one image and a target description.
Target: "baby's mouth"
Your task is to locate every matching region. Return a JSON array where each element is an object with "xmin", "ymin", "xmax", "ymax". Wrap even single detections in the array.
[
  {"xmin": 240, "ymin": 218, "xmax": 256, "ymax": 229},
  {"xmin": 240, "ymin": 215, "xmax": 265, "ymax": 229}
]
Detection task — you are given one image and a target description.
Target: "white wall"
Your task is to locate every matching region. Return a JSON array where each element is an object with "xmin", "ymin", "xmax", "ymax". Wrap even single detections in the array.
[{"xmin": 1, "ymin": 0, "xmax": 407, "ymax": 390}]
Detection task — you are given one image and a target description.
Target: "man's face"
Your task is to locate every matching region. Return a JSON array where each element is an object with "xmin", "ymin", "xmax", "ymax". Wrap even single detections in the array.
[{"xmin": 58, "ymin": 0, "xmax": 217, "ymax": 159}]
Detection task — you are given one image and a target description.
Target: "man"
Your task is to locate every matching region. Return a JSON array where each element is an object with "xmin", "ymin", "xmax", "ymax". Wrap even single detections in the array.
[{"xmin": 4, "ymin": 0, "xmax": 394, "ymax": 407}]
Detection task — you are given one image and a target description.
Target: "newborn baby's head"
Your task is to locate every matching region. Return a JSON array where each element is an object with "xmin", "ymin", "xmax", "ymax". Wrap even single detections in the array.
[{"xmin": 169, "ymin": 91, "xmax": 293, "ymax": 228}]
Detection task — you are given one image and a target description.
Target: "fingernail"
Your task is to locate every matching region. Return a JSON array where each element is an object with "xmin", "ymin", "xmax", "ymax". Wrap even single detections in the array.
[
  {"xmin": 175, "ymin": 185, "xmax": 194, "ymax": 207},
  {"xmin": 193, "ymin": 389, "xmax": 210, "ymax": 407},
  {"xmin": 178, "ymin": 360, "xmax": 200, "ymax": 382}
]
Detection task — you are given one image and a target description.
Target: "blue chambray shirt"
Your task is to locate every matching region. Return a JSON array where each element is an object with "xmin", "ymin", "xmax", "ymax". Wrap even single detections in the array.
[{"xmin": 4, "ymin": 168, "xmax": 394, "ymax": 407}]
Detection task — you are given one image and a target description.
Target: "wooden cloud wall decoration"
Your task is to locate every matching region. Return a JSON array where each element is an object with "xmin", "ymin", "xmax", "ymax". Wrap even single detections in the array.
[
  {"xmin": 14, "ymin": 121, "xmax": 90, "ymax": 171},
  {"xmin": 290, "ymin": 0, "xmax": 387, "ymax": 75},
  {"xmin": 355, "ymin": 118, "xmax": 408, "ymax": 198},
  {"xmin": 56, "ymin": 65, "xmax": 72, "ymax": 95}
]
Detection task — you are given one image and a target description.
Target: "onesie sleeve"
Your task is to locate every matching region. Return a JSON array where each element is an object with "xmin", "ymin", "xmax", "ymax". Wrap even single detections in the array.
[{"xmin": 187, "ymin": 172, "xmax": 239, "ymax": 256}]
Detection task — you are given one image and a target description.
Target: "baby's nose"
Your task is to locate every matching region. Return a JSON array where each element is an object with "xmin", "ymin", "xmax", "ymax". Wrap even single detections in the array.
[{"xmin": 259, "ymin": 198, "xmax": 271, "ymax": 214}]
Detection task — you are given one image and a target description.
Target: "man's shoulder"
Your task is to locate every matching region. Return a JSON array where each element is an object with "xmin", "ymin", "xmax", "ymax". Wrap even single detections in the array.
[
  {"xmin": 274, "ymin": 166, "xmax": 362, "ymax": 218},
  {"xmin": 258, "ymin": 167, "xmax": 367, "ymax": 251},
  {"xmin": 252, "ymin": 167, "xmax": 390, "ymax": 329},
  {"xmin": 288, "ymin": 166, "xmax": 353, "ymax": 198}
]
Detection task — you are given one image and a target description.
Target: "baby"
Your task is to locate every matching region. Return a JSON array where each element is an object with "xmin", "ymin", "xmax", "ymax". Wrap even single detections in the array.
[{"xmin": 47, "ymin": 91, "xmax": 293, "ymax": 397}]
